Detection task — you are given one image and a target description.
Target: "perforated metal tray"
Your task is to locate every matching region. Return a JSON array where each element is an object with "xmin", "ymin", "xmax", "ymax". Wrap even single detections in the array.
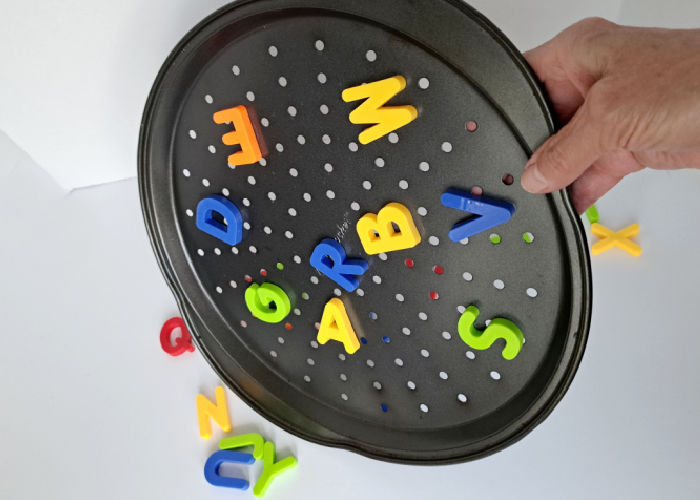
[{"xmin": 139, "ymin": 0, "xmax": 591, "ymax": 463}]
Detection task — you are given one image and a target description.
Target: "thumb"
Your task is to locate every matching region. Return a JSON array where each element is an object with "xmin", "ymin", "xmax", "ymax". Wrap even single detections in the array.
[{"xmin": 522, "ymin": 97, "xmax": 611, "ymax": 194}]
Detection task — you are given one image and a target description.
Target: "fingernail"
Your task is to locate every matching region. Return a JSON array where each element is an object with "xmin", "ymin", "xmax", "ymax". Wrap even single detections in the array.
[{"xmin": 521, "ymin": 163, "xmax": 548, "ymax": 193}]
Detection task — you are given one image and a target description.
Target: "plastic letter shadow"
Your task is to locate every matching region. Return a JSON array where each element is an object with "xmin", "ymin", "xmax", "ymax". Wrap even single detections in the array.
[
  {"xmin": 196, "ymin": 194, "xmax": 244, "ymax": 246},
  {"xmin": 310, "ymin": 239, "xmax": 368, "ymax": 292},
  {"xmin": 356, "ymin": 202, "xmax": 421, "ymax": 255},
  {"xmin": 213, "ymin": 105, "xmax": 263, "ymax": 166},
  {"xmin": 441, "ymin": 189, "xmax": 515, "ymax": 242},
  {"xmin": 244, "ymin": 282, "xmax": 291, "ymax": 323},
  {"xmin": 457, "ymin": 305, "xmax": 524, "ymax": 360},
  {"xmin": 342, "ymin": 75, "xmax": 418, "ymax": 145}
]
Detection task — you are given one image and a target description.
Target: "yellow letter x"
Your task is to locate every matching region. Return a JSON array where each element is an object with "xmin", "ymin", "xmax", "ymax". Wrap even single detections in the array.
[{"xmin": 591, "ymin": 223, "xmax": 641, "ymax": 257}]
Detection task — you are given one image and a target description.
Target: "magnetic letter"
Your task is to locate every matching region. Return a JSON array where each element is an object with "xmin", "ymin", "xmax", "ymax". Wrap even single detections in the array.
[
  {"xmin": 457, "ymin": 305, "xmax": 524, "ymax": 360},
  {"xmin": 356, "ymin": 202, "xmax": 421, "ymax": 255},
  {"xmin": 219, "ymin": 433, "xmax": 265, "ymax": 460},
  {"xmin": 317, "ymin": 298, "xmax": 360, "ymax": 354},
  {"xmin": 309, "ymin": 239, "xmax": 368, "ymax": 292},
  {"xmin": 213, "ymin": 105, "xmax": 263, "ymax": 166},
  {"xmin": 253, "ymin": 441, "xmax": 298, "ymax": 497},
  {"xmin": 159, "ymin": 317, "xmax": 194, "ymax": 356},
  {"xmin": 196, "ymin": 194, "xmax": 244, "ymax": 246},
  {"xmin": 204, "ymin": 450, "xmax": 255, "ymax": 490},
  {"xmin": 196, "ymin": 385, "xmax": 232, "ymax": 439},
  {"xmin": 244, "ymin": 283, "xmax": 291, "ymax": 323},
  {"xmin": 441, "ymin": 189, "xmax": 515, "ymax": 242},
  {"xmin": 342, "ymin": 76, "xmax": 418, "ymax": 145}
]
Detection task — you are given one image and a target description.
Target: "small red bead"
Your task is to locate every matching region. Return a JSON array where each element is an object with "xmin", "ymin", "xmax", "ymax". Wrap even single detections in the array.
[
  {"xmin": 244, "ymin": 274, "xmax": 253, "ymax": 282},
  {"xmin": 430, "ymin": 291, "xmax": 439, "ymax": 300},
  {"xmin": 433, "ymin": 265, "xmax": 444, "ymax": 275},
  {"xmin": 404, "ymin": 258, "xmax": 414, "ymax": 268},
  {"xmin": 260, "ymin": 269, "xmax": 268, "ymax": 277},
  {"xmin": 285, "ymin": 322, "xmax": 293, "ymax": 331}
]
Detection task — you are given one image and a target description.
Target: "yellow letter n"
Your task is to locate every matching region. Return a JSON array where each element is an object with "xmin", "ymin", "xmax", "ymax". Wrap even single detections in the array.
[{"xmin": 341, "ymin": 76, "xmax": 418, "ymax": 145}]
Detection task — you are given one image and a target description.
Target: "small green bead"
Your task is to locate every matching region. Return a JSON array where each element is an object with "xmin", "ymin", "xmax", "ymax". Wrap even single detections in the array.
[
  {"xmin": 489, "ymin": 234, "xmax": 501, "ymax": 245},
  {"xmin": 276, "ymin": 262, "xmax": 284, "ymax": 271},
  {"xmin": 523, "ymin": 232, "xmax": 534, "ymax": 244}
]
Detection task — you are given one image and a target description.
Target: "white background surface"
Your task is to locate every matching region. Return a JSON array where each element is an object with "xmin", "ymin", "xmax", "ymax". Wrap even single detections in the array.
[{"xmin": 2, "ymin": 1, "xmax": 700, "ymax": 499}]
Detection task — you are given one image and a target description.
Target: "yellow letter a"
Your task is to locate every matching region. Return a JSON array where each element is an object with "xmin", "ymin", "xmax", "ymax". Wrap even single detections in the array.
[
  {"xmin": 342, "ymin": 75, "xmax": 418, "ymax": 145},
  {"xmin": 317, "ymin": 298, "xmax": 360, "ymax": 354},
  {"xmin": 196, "ymin": 385, "xmax": 232, "ymax": 439}
]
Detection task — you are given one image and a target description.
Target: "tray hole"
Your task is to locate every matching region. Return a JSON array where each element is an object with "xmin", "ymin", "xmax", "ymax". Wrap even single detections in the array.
[
  {"xmin": 334, "ymin": 288, "xmax": 342, "ymax": 297},
  {"xmin": 215, "ymin": 286, "xmax": 223, "ymax": 294},
  {"xmin": 462, "ymin": 272, "xmax": 473, "ymax": 281},
  {"xmin": 277, "ymin": 337, "xmax": 285, "ymax": 344},
  {"xmin": 466, "ymin": 120, "xmax": 478, "ymax": 132},
  {"xmin": 441, "ymin": 142, "xmax": 453, "ymax": 153},
  {"xmin": 490, "ymin": 371, "xmax": 501, "ymax": 380},
  {"xmin": 267, "ymin": 45, "xmax": 278, "ymax": 57},
  {"xmin": 402, "ymin": 327, "xmax": 411, "ymax": 336},
  {"xmin": 293, "ymin": 308, "xmax": 301, "ymax": 316},
  {"xmin": 339, "ymin": 373, "xmax": 348, "ymax": 381},
  {"xmin": 527, "ymin": 288, "xmax": 538, "ymax": 298},
  {"xmin": 182, "ymin": 169, "xmax": 191, "ymax": 177},
  {"xmin": 407, "ymin": 381, "xmax": 416, "ymax": 391},
  {"xmin": 285, "ymin": 230, "xmax": 294, "ymax": 239},
  {"xmin": 418, "ymin": 161, "xmax": 429, "ymax": 172},
  {"xmin": 395, "ymin": 294, "xmax": 405, "ymax": 303},
  {"xmin": 306, "ymin": 358, "xmax": 315, "ymax": 366},
  {"xmin": 304, "ymin": 375, "xmax": 311, "ymax": 383},
  {"xmin": 365, "ymin": 49, "xmax": 377, "ymax": 62},
  {"xmin": 287, "ymin": 208, "xmax": 297, "ymax": 216},
  {"xmin": 466, "ymin": 351, "xmax": 475, "ymax": 360},
  {"xmin": 242, "ymin": 197, "xmax": 251, "ymax": 207},
  {"xmin": 457, "ymin": 394, "xmax": 468, "ymax": 404},
  {"xmin": 348, "ymin": 142, "xmax": 359, "ymax": 152},
  {"xmin": 260, "ymin": 117, "xmax": 270, "ymax": 127},
  {"xmin": 309, "ymin": 340, "xmax": 319, "ymax": 349},
  {"xmin": 202, "ymin": 178, "xmax": 211, "ymax": 187},
  {"xmin": 296, "ymin": 135, "xmax": 306, "ymax": 145},
  {"xmin": 388, "ymin": 132, "xmax": 399, "ymax": 144},
  {"xmin": 185, "ymin": 209, "xmax": 193, "ymax": 217},
  {"xmin": 315, "ymin": 39, "xmax": 324, "ymax": 51},
  {"xmin": 362, "ymin": 180, "xmax": 372, "ymax": 190},
  {"xmin": 502, "ymin": 173, "xmax": 514, "ymax": 185},
  {"xmin": 301, "ymin": 292, "xmax": 309, "ymax": 300},
  {"xmin": 287, "ymin": 106, "xmax": 297, "ymax": 118},
  {"xmin": 275, "ymin": 143, "xmax": 284, "ymax": 152},
  {"xmin": 420, "ymin": 404, "xmax": 429, "ymax": 413},
  {"xmin": 320, "ymin": 104, "xmax": 329, "ymax": 114},
  {"xmin": 398, "ymin": 179, "xmax": 409, "ymax": 190},
  {"xmin": 418, "ymin": 77, "xmax": 430, "ymax": 89},
  {"xmin": 418, "ymin": 312, "xmax": 428, "ymax": 321},
  {"xmin": 204, "ymin": 94, "xmax": 213, "ymax": 104},
  {"xmin": 372, "ymin": 275, "xmax": 382, "ymax": 284},
  {"xmin": 439, "ymin": 371, "xmax": 448, "ymax": 380},
  {"xmin": 322, "ymin": 134, "xmax": 331, "ymax": 145},
  {"xmin": 350, "ymin": 201, "xmax": 360, "ymax": 211},
  {"xmin": 366, "ymin": 359, "xmax": 375, "ymax": 368},
  {"xmin": 373, "ymin": 381, "xmax": 382, "ymax": 391},
  {"xmin": 417, "ymin": 207, "xmax": 428, "ymax": 217},
  {"xmin": 310, "ymin": 276, "xmax": 319, "ymax": 285},
  {"xmin": 378, "ymin": 253, "xmax": 388, "ymax": 261},
  {"xmin": 394, "ymin": 358, "xmax": 404, "ymax": 367},
  {"xmin": 420, "ymin": 349, "xmax": 430, "ymax": 358},
  {"xmin": 356, "ymin": 288, "xmax": 365, "ymax": 296},
  {"xmin": 267, "ymin": 192, "xmax": 277, "ymax": 202},
  {"xmin": 317, "ymin": 72, "xmax": 327, "ymax": 84},
  {"xmin": 375, "ymin": 157, "xmax": 385, "ymax": 167},
  {"xmin": 441, "ymin": 331, "xmax": 451, "ymax": 340},
  {"xmin": 338, "ymin": 353, "xmax": 346, "ymax": 361},
  {"xmin": 341, "ymin": 393, "xmax": 348, "ymax": 401},
  {"xmin": 293, "ymin": 255, "xmax": 302, "ymax": 264},
  {"xmin": 269, "ymin": 350, "xmax": 277, "ymax": 358},
  {"xmin": 323, "ymin": 163, "xmax": 333, "ymax": 173},
  {"xmin": 326, "ymin": 190, "xmax": 336, "ymax": 199},
  {"xmin": 278, "ymin": 76, "xmax": 287, "ymax": 87},
  {"xmin": 246, "ymin": 91, "xmax": 255, "ymax": 102},
  {"xmin": 232, "ymin": 65, "xmax": 240, "ymax": 76},
  {"xmin": 229, "ymin": 280, "xmax": 237, "ymax": 289},
  {"xmin": 240, "ymin": 320, "xmax": 247, "ymax": 328},
  {"xmin": 302, "ymin": 193, "xmax": 311, "ymax": 203},
  {"xmin": 214, "ymin": 248, "xmax": 222, "ymax": 256},
  {"xmin": 493, "ymin": 279, "xmax": 505, "ymax": 290}
]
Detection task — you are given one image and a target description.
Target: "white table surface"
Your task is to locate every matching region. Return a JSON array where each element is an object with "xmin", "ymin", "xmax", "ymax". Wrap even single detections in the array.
[{"xmin": 2, "ymin": 2, "xmax": 700, "ymax": 499}]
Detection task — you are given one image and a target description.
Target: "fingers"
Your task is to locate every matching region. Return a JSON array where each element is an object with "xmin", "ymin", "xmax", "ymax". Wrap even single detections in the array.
[
  {"xmin": 568, "ymin": 151, "xmax": 642, "ymax": 213},
  {"xmin": 522, "ymin": 95, "xmax": 612, "ymax": 194}
]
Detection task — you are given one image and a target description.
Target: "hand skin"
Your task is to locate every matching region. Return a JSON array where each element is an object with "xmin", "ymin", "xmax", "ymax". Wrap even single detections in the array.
[{"xmin": 521, "ymin": 17, "xmax": 700, "ymax": 213}]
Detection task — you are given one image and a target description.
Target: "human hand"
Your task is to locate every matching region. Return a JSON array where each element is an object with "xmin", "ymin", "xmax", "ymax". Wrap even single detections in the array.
[{"xmin": 522, "ymin": 18, "xmax": 700, "ymax": 213}]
